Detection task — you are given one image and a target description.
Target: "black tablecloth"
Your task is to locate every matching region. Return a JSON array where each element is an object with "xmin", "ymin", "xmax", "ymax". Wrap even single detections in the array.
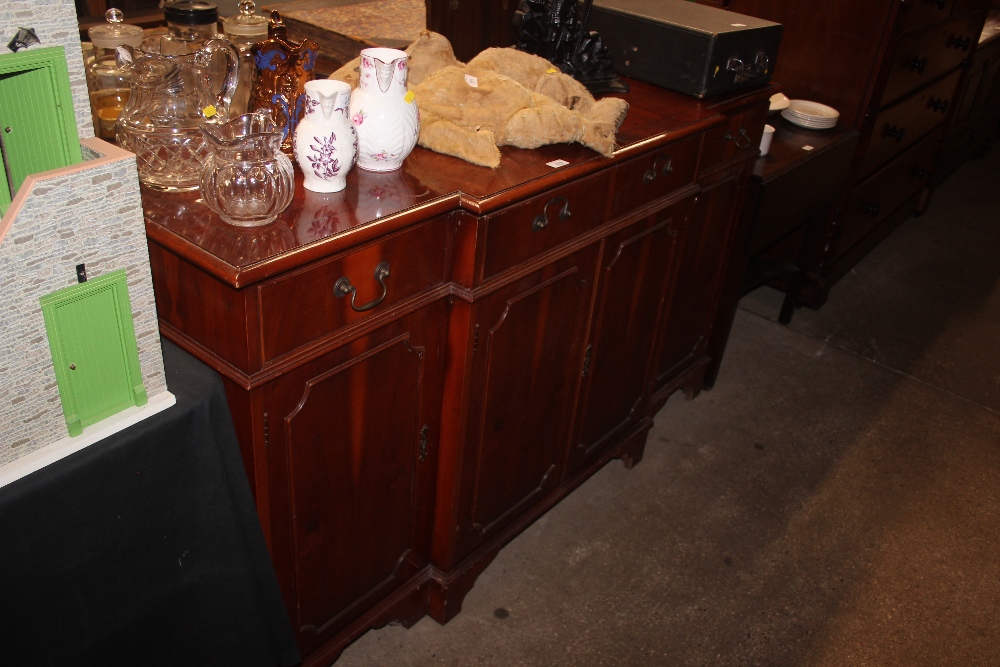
[{"xmin": 0, "ymin": 341, "xmax": 300, "ymax": 667}]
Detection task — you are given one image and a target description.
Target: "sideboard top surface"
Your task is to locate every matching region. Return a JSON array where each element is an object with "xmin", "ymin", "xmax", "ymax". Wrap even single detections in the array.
[{"xmin": 142, "ymin": 79, "xmax": 777, "ymax": 288}]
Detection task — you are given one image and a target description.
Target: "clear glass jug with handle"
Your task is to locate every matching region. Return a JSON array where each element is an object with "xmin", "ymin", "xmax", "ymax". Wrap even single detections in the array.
[{"xmin": 116, "ymin": 34, "xmax": 239, "ymax": 191}]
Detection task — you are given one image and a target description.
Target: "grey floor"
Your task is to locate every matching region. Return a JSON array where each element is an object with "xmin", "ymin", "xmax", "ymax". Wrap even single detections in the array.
[{"xmin": 334, "ymin": 145, "xmax": 1000, "ymax": 667}]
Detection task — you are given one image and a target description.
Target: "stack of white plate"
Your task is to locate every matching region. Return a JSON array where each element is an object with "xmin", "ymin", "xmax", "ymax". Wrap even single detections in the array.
[{"xmin": 781, "ymin": 100, "xmax": 839, "ymax": 130}]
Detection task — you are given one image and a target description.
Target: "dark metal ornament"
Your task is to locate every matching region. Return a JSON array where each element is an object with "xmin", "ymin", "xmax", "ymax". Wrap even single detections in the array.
[
  {"xmin": 513, "ymin": 0, "xmax": 628, "ymax": 95},
  {"xmin": 7, "ymin": 27, "xmax": 40, "ymax": 53}
]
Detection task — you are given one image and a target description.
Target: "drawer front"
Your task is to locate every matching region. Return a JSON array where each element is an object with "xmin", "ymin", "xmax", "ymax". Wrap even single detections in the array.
[
  {"xmin": 862, "ymin": 68, "xmax": 961, "ymax": 175},
  {"xmin": 898, "ymin": 0, "xmax": 955, "ymax": 34},
  {"xmin": 481, "ymin": 171, "xmax": 609, "ymax": 280},
  {"xmin": 609, "ymin": 134, "xmax": 700, "ymax": 219},
  {"xmin": 258, "ymin": 215, "xmax": 451, "ymax": 363},
  {"xmin": 700, "ymin": 102, "xmax": 769, "ymax": 170},
  {"xmin": 883, "ymin": 13, "xmax": 982, "ymax": 103},
  {"xmin": 839, "ymin": 129, "xmax": 939, "ymax": 253}
]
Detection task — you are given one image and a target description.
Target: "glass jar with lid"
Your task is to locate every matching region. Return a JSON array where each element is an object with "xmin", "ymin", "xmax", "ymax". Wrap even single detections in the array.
[
  {"xmin": 160, "ymin": 1, "xmax": 220, "ymax": 55},
  {"xmin": 87, "ymin": 8, "xmax": 144, "ymax": 142},
  {"xmin": 222, "ymin": 1, "xmax": 269, "ymax": 116}
]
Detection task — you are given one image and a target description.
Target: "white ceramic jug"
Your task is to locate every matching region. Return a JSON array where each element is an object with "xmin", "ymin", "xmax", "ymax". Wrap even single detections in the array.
[
  {"xmin": 293, "ymin": 79, "xmax": 357, "ymax": 193},
  {"xmin": 349, "ymin": 47, "xmax": 419, "ymax": 172}
]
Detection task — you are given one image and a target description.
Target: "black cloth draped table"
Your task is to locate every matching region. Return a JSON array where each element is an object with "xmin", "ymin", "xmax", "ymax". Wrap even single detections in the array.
[{"xmin": 0, "ymin": 340, "xmax": 300, "ymax": 667}]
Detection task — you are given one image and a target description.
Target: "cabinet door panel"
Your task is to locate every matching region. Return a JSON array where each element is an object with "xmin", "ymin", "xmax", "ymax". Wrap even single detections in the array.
[
  {"xmin": 265, "ymin": 305, "xmax": 442, "ymax": 649},
  {"xmin": 655, "ymin": 171, "xmax": 741, "ymax": 388},
  {"xmin": 569, "ymin": 200, "xmax": 687, "ymax": 474},
  {"xmin": 456, "ymin": 247, "xmax": 598, "ymax": 559}
]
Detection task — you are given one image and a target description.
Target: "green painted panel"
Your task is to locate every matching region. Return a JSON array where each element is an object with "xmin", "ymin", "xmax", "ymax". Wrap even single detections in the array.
[
  {"xmin": 0, "ymin": 46, "xmax": 83, "ymax": 214},
  {"xmin": 40, "ymin": 270, "xmax": 147, "ymax": 437},
  {"xmin": 55, "ymin": 284, "xmax": 134, "ymax": 426}
]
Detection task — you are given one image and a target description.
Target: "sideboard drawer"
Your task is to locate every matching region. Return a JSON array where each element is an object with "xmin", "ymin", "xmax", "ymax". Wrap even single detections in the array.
[
  {"xmin": 700, "ymin": 103, "xmax": 768, "ymax": 170},
  {"xmin": 480, "ymin": 171, "xmax": 609, "ymax": 280},
  {"xmin": 258, "ymin": 215, "xmax": 451, "ymax": 363},
  {"xmin": 861, "ymin": 68, "xmax": 961, "ymax": 175},
  {"xmin": 882, "ymin": 13, "xmax": 981, "ymax": 103},
  {"xmin": 609, "ymin": 134, "xmax": 700, "ymax": 219}
]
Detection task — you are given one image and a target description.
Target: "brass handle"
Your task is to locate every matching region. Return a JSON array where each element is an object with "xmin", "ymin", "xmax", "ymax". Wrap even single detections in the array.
[
  {"xmin": 532, "ymin": 196, "xmax": 572, "ymax": 231},
  {"xmin": 862, "ymin": 201, "xmax": 881, "ymax": 217},
  {"xmin": 333, "ymin": 261, "xmax": 391, "ymax": 312},
  {"xmin": 905, "ymin": 56, "xmax": 928, "ymax": 74},
  {"xmin": 642, "ymin": 155, "xmax": 674, "ymax": 184},
  {"xmin": 882, "ymin": 123, "xmax": 906, "ymax": 143},
  {"xmin": 927, "ymin": 96, "xmax": 949, "ymax": 113},
  {"xmin": 725, "ymin": 128, "xmax": 752, "ymax": 150}
]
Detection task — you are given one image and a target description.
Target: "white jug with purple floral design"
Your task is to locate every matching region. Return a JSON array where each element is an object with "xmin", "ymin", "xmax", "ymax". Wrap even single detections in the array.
[
  {"xmin": 293, "ymin": 79, "xmax": 357, "ymax": 193},
  {"xmin": 349, "ymin": 47, "xmax": 419, "ymax": 172}
]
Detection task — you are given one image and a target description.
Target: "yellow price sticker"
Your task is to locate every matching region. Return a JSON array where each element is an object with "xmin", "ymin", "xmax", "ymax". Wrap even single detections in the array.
[
  {"xmin": 546, "ymin": 67, "xmax": 558, "ymax": 74},
  {"xmin": 202, "ymin": 105, "xmax": 217, "ymax": 118},
  {"xmin": 404, "ymin": 91, "xmax": 415, "ymax": 104}
]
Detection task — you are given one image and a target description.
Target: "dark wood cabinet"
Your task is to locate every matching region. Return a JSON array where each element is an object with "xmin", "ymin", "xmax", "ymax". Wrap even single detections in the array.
[
  {"xmin": 450, "ymin": 246, "xmax": 598, "ymax": 562},
  {"xmin": 262, "ymin": 304, "xmax": 445, "ymax": 656},
  {"xmin": 937, "ymin": 10, "xmax": 1000, "ymax": 181},
  {"xmin": 569, "ymin": 198, "xmax": 689, "ymax": 476},
  {"xmin": 706, "ymin": 0, "xmax": 993, "ymax": 310},
  {"xmin": 144, "ymin": 79, "xmax": 775, "ymax": 665}
]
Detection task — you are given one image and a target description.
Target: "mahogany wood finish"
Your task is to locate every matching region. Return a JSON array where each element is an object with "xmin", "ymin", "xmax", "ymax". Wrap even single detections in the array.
[
  {"xmin": 937, "ymin": 10, "xmax": 1000, "ymax": 181},
  {"xmin": 425, "ymin": 0, "xmax": 518, "ymax": 62},
  {"xmin": 698, "ymin": 0, "xmax": 993, "ymax": 327},
  {"xmin": 144, "ymin": 79, "xmax": 776, "ymax": 665}
]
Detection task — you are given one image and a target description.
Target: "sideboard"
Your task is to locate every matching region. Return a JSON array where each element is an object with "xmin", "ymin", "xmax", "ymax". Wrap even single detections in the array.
[{"xmin": 143, "ymin": 79, "xmax": 775, "ymax": 665}]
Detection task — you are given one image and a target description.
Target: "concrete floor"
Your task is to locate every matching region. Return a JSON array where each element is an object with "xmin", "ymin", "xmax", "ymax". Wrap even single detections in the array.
[{"xmin": 333, "ymin": 146, "xmax": 1000, "ymax": 667}]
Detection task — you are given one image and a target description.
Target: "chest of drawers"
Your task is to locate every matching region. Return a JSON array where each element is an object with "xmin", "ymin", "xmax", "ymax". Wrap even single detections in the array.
[{"xmin": 704, "ymin": 0, "xmax": 992, "ymax": 310}]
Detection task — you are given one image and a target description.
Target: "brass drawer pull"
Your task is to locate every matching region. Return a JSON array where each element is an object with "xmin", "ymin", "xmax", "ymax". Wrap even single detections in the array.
[
  {"xmin": 882, "ymin": 123, "xmax": 906, "ymax": 143},
  {"xmin": 532, "ymin": 195, "xmax": 572, "ymax": 231},
  {"xmin": 725, "ymin": 127, "xmax": 752, "ymax": 150},
  {"xmin": 333, "ymin": 261, "xmax": 391, "ymax": 312},
  {"xmin": 642, "ymin": 155, "xmax": 675, "ymax": 184},
  {"xmin": 927, "ymin": 96, "xmax": 949, "ymax": 113},
  {"xmin": 904, "ymin": 56, "xmax": 928, "ymax": 74},
  {"xmin": 947, "ymin": 34, "xmax": 972, "ymax": 52}
]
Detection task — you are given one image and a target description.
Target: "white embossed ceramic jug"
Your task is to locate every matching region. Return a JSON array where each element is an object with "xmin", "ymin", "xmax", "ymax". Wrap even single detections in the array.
[
  {"xmin": 293, "ymin": 79, "xmax": 357, "ymax": 192},
  {"xmin": 349, "ymin": 47, "xmax": 419, "ymax": 172}
]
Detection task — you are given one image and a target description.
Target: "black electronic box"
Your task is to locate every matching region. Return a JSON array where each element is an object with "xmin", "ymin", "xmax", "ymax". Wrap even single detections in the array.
[{"xmin": 589, "ymin": 0, "xmax": 783, "ymax": 98}]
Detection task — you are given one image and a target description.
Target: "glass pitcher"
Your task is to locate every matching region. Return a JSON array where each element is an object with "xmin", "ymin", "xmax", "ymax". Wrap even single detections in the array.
[
  {"xmin": 199, "ymin": 110, "xmax": 295, "ymax": 227},
  {"xmin": 116, "ymin": 35, "xmax": 239, "ymax": 192}
]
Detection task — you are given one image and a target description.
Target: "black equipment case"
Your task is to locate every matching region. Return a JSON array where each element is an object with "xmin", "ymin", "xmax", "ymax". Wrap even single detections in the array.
[{"xmin": 588, "ymin": 0, "xmax": 783, "ymax": 98}]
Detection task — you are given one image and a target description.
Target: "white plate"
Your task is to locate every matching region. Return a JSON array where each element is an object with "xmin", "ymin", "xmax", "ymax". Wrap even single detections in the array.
[
  {"xmin": 781, "ymin": 108, "xmax": 837, "ymax": 129},
  {"xmin": 769, "ymin": 92, "xmax": 791, "ymax": 113},
  {"xmin": 786, "ymin": 99, "xmax": 839, "ymax": 120}
]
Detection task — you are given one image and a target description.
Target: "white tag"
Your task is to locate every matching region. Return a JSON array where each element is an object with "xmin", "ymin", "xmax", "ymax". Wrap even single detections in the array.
[
  {"xmin": 731, "ymin": 23, "xmax": 746, "ymax": 27},
  {"xmin": 546, "ymin": 159, "xmax": 570, "ymax": 168},
  {"xmin": 465, "ymin": 74, "xmax": 478, "ymax": 88},
  {"xmin": 802, "ymin": 145, "xmax": 815, "ymax": 151}
]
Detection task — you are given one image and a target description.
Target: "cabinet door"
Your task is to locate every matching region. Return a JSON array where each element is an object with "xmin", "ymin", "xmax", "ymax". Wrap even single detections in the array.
[
  {"xmin": 262, "ymin": 304, "xmax": 444, "ymax": 654},
  {"xmin": 567, "ymin": 199, "xmax": 689, "ymax": 475},
  {"xmin": 654, "ymin": 169, "xmax": 742, "ymax": 392},
  {"xmin": 453, "ymin": 246, "xmax": 599, "ymax": 561}
]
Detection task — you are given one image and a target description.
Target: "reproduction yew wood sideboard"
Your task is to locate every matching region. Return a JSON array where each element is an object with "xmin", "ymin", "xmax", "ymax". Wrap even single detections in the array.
[{"xmin": 143, "ymin": 79, "xmax": 775, "ymax": 666}]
